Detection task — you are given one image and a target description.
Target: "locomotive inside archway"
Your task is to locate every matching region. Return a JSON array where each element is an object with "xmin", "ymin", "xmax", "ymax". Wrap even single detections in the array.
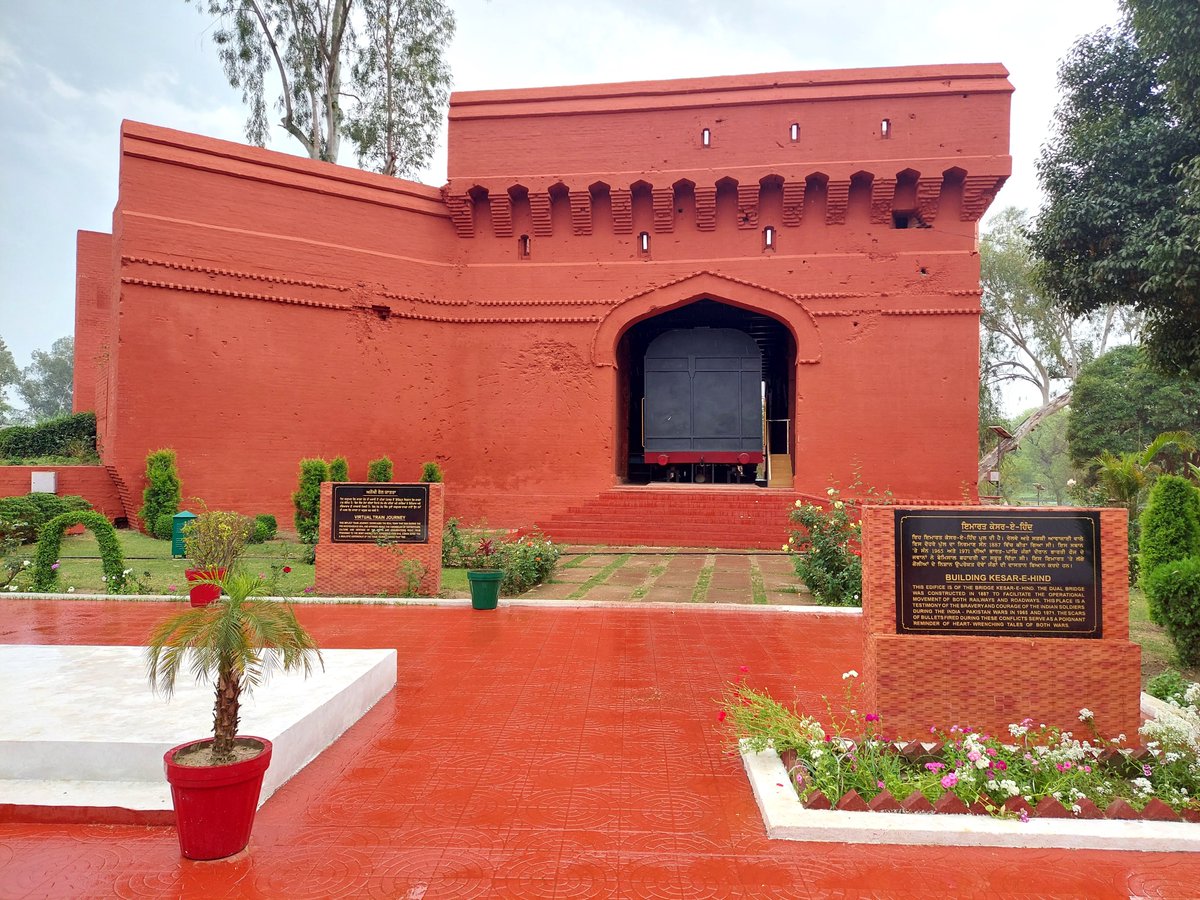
[{"xmin": 615, "ymin": 299, "xmax": 796, "ymax": 486}]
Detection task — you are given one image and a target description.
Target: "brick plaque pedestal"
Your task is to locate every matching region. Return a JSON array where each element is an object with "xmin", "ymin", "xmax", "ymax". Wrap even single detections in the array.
[
  {"xmin": 861, "ymin": 506, "xmax": 1140, "ymax": 742},
  {"xmin": 315, "ymin": 482, "xmax": 443, "ymax": 597}
]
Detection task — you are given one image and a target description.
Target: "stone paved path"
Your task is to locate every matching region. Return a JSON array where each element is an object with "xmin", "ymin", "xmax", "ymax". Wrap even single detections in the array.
[{"xmin": 520, "ymin": 548, "xmax": 812, "ymax": 605}]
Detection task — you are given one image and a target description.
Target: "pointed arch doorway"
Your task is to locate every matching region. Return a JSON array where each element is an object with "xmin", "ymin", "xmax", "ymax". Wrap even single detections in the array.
[{"xmin": 615, "ymin": 298, "xmax": 797, "ymax": 486}]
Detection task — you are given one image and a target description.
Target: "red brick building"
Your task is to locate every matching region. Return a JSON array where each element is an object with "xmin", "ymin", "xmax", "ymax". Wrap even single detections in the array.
[{"xmin": 72, "ymin": 64, "xmax": 1012, "ymax": 545}]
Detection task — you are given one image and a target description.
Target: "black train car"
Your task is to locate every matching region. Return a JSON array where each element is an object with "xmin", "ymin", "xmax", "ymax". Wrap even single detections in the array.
[{"xmin": 642, "ymin": 327, "xmax": 764, "ymax": 469}]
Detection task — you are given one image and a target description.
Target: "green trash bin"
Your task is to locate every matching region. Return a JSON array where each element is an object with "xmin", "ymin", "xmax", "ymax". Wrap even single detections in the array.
[
  {"xmin": 466, "ymin": 570, "xmax": 502, "ymax": 610},
  {"xmin": 172, "ymin": 510, "xmax": 197, "ymax": 559}
]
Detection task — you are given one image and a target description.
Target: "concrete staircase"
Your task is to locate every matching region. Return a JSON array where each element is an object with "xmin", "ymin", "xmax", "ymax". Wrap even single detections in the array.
[{"xmin": 531, "ymin": 486, "xmax": 802, "ymax": 550}]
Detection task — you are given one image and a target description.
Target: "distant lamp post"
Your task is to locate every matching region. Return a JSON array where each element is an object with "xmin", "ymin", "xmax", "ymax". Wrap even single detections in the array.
[
  {"xmin": 989, "ymin": 424, "xmax": 1015, "ymax": 501},
  {"xmin": 1033, "ymin": 482, "xmax": 1045, "ymax": 506}
]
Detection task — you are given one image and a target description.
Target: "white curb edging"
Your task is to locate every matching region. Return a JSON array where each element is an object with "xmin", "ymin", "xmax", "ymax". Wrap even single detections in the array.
[{"xmin": 740, "ymin": 741, "xmax": 1200, "ymax": 852}]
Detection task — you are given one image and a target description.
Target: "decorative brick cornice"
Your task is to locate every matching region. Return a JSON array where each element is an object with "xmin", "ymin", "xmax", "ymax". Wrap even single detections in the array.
[
  {"xmin": 121, "ymin": 256, "xmax": 348, "ymax": 291},
  {"xmin": 120, "ymin": 277, "xmax": 352, "ymax": 311},
  {"xmin": 870, "ymin": 177, "xmax": 898, "ymax": 225},
  {"xmin": 782, "ymin": 181, "xmax": 806, "ymax": 227},
  {"xmin": 528, "ymin": 192, "xmax": 553, "ymax": 236},
  {"xmin": 694, "ymin": 186, "xmax": 717, "ymax": 232},
  {"xmin": 490, "ymin": 196, "xmax": 514, "ymax": 237},
  {"xmin": 825, "ymin": 180, "xmax": 850, "ymax": 225},
  {"xmin": 610, "ymin": 189, "xmax": 633, "ymax": 235},
  {"xmin": 570, "ymin": 191, "xmax": 592, "ymax": 236},
  {"xmin": 736, "ymin": 184, "xmax": 759, "ymax": 229},
  {"xmin": 652, "ymin": 188, "xmax": 675, "ymax": 234}
]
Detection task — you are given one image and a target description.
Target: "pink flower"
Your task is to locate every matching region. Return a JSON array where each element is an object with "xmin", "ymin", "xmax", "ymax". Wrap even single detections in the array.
[
  {"xmin": 1019, "ymin": 810, "xmax": 1029, "ymax": 823},
  {"xmin": 283, "ymin": 566, "xmax": 292, "ymax": 574},
  {"xmin": 994, "ymin": 760, "xmax": 1007, "ymax": 771},
  {"xmin": 717, "ymin": 710, "xmax": 727, "ymax": 722},
  {"xmin": 987, "ymin": 748, "xmax": 997, "ymax": 757},
  {"xmin": 167, "ymin": 584, "xmax": 177, "ymax": 592},
  {"xmin": 925, "ymin": 762, "xmax": 946, "ymax": 772},
  {"xmin": 941, "ymin": 773, "xmax": 958, "ymax": 789},
  {"xmin": 1081, "ymin": 765, "xmax": 1091, "ymax": 774},
  {"xmin": 877, "ymin": 780, "xmax": 886, "ymax": 789},
  {"xmin": 50, "ymin": 562, "xmax": 60, "ymax": 571},
  {"xmin": 1143, "ymin": 764, "xmax": 1153, "ymax": 777},
  {"xmin": 967, "ymin": 751, "xmax": 981, "ymax": 762},
  {"xmin": 739, "ymin": 665, "xmax": 749, "ymax": 673},
  {"xmin": 865, "ymin": 713, "xmax": 880, "ymax": 722},
  {"xmin": 303, "ymin": 586, "xmax": 313, "ymax": 593}
]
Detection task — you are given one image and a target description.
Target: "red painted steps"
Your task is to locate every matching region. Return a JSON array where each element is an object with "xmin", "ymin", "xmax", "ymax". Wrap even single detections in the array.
[{"xmin": 530, "ymin": 486, "xmax": 805, "ymax": 550}]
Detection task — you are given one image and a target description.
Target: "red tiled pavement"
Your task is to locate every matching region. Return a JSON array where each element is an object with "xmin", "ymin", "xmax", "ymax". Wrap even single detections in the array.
[{"xmin": 2, "ymin": 599, "xmax": 1199, "ymax": 898}]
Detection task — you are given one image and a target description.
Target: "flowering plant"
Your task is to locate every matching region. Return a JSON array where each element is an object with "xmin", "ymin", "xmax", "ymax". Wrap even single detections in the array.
[
  {"xmin": 785, "ymin": 486, "xmax": 867, "ymax": 607},
  {"xmin": 183, "ymin": 510, "xmax": 253, "ymax": 571},
  {"xmin": 721, "ymin": 674, "xmax": 1200, "ymax": 818},
  {"xmin": 468, "ymin": 538, "xmax": 500, "ymax": 571}
]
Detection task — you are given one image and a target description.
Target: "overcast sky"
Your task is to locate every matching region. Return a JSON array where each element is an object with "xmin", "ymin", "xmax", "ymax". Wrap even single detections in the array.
[{"xmin": 0, "ymin": 0, "xmax": 1122, "ymax": 413}]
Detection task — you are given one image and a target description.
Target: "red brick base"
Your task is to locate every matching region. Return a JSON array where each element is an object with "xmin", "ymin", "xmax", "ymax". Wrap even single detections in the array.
[
  {"xmin": 315, "ymin": 482, "xmax": 443, "ymax": 597},
  {"xmin": 861, "ymin": 506, "xmax": 1141, "ymax": 742}
]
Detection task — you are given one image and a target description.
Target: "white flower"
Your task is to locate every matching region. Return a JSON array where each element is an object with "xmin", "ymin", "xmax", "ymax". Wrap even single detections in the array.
[
  {"xmin": 842, "ymin": 670, "xmax": 858, "ymax": 680},
  {"xmin": 794, "ymin": 499, "xmax": 803, "ymax": 508},
  {"xmin": 1132, "ymin": 777, "xmax": 1153, "ymax": 795},
  {"xmin": 123, "ymin": 568, "xmax": 133, "ymax": 576},
  {"xmin": 21, "ymin": 560, "xmax": 30, "ymax": 567},
  {"xmin": 1078, "ymin": 708, "xmax": 1094, "ymax": 722},
  {"xmin": 833, "ymin": 501, "xmax": 844, "ymax": 510},
  {"xmin": 827, "ymin": 487, "xmax": 836, "ymax": 496},
  {"xmin": 1066, "ymin": 478, "xmax": 1077, "ymax": 488},
  {"xmin": 781, "ymin": 544, "xmax": 789, "ymax": 552},
  {"xmin": 67, "ymin": 587, "xmax": 75, "ymax": 593}
]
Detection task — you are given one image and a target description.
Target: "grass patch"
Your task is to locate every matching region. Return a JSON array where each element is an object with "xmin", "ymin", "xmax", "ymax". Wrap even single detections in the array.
[
  {"xmin": 749, "ymin": 558, "xmax": 768, "ymax": 604},
  {"xmin": 567, "ymin": 554, "xmax": 631, "ymax": 600},
  {"xmin": 1129, "ymin": 586, "xmax": 1200, "ymax": 687},
  {"xmin": 559, "ymin": 554, "xmax": 591, "ymax": 570},
  {"xmin": 629, "ymin": 563, "xmax": 669, "ymax": 600},
  {"xmin": 440, "ymin": 567, "xmax": 468, "ymax": 597},
  {"xmin": 690, "ymin": 556, "xmax": 715, "ymax": 603}
]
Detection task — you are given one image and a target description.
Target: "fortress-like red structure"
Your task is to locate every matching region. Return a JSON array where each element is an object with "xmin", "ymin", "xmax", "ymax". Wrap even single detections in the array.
[{"xmin": 72, "ymin": 64, "xmax": 1012, "ymax": 543}]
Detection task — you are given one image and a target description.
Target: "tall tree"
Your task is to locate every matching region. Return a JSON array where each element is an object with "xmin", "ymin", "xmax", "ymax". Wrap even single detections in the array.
[
  {"xmin": 0, "ymin": 336, "xmax": 19, "ymax": 425},
  {"xmin": 188, "ymin": 0, "xmax": 454, "ymax": 176},
  {"xmin": 1030, "ymin": 21, "xmax": 1200, "ymax": 376},
  {"xmin": 17, "ymin": 336, "xmax": 74, "ymax": 422},
  {"xmin": 976, "ymin": 207, "xmax": 1130, "ymax": 481}
]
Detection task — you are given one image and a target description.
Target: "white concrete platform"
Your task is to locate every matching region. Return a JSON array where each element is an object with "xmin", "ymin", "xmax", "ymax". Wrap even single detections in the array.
[
  {"xmin": 741, "ymin": 739, "xmax": 1200, "ymax": 852},
  {"xmin": 0, "ymin": 645, "xmax": 396, "ymax": 821}
]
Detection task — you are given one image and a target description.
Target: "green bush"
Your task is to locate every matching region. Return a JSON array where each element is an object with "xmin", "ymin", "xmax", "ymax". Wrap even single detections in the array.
[
  {"xmin": 293, "ymin": 458, "xmax": 329, "ymax": 544},
  {"xmin": 328, "ymin": 456, "xmax": 349, "ymax": 482},
  {"xmin": 419, "ymin": 461, "xmax": 444, "ymax": 483},
  {"xmin": 442, "ymin": 517, "xmax": 470, "ymax": 566},
  {"xmin": 1148, "ymin": 669, "xmax": 1190, "ymax": 705},
  {"xmin": 0, "ymin": 412, "xmax": 96, "ymax": 459},
  {"xmin": 497, "ymin": 532, "xmax": 560, "ymax": 593},
  {"xmin": 788, "ymin": 488, "xmax": 863, "ymax": 607},
  {"xmin": 153, "ymin": 513, "xmax": 174, "ymax": 540},
  {"xmin": 367, "ymin": 457, "xmax": 393, "ymax": 482},
  {"xmin": 1140, "ymin": 475, "xmax": 1200, "ymax": 624},
  {"xmin": 32, "ymin": 510, "xmax": 127, "ymax": 593},
  {"xmin": 138, "ymin": 449, "xmax": 181, "ymax": 538},
  {"xmin": 1143, "ymin": 556, "xmax": 1200, "ymax": 667},
  {"xmin": 248, "ymin": 513, "xmax": 278, "ymax": 544},
  {"xmin": 0, "ymin": 493, "xmax": 92, "ymax": 544}
]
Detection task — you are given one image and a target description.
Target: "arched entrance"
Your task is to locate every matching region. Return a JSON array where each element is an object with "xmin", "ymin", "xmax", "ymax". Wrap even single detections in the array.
[{"xmin": 615, "ymin": 299, "xmax": 797, "ymax": 485}]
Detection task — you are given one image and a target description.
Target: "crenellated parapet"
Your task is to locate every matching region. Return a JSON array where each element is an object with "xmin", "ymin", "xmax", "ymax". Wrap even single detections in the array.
[{"xmin": 443, "ymin": 64, "xmax": 1011, "ymax": 242}]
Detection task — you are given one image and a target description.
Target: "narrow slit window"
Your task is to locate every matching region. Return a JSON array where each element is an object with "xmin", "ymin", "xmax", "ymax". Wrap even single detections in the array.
[
  {"xmin": 638, "ymin": 231, "xmax": 650, "ymax": 254},
  {"xmin": 763, "ymin": 225, "xmax": 776, "ymax": 250},
  {"xmin": 518, "ymin": 235, "xmax": 531, "ymax": 258},
  {"xmin": 881, "ymin": 118, "xmax": 891, "ymax": 139},
  {"xmin": 701, "ymin": 128, "xmax": 711, "ymax": 148},
  {"xmin": 789, "ymin": 123, "xmax": 800, "ymax": 142}
]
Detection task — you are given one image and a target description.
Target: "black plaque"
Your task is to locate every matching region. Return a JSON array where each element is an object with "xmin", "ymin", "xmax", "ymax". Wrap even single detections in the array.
[
  {"xmin": 331, "ymin": 483, "xmax": 429, "ymax": 544},
  {"xmin": 894, "ymin": 509, "xmax": 1102, "ymax": 639}
]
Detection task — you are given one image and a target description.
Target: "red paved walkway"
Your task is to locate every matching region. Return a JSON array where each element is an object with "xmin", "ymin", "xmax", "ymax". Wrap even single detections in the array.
[{"xmin": 2, "ymin": 599, "xmax": 1198, "ymax": 898}]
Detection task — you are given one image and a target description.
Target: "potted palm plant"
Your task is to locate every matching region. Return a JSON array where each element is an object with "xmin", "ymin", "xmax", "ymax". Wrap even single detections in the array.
[
  {"xmin": 183, "ymin": 510, "xmax": 252, "ymax": 606},
  {"xmin": 147, "ymin": 567, "xmax": 321, "ymax": 860},
  {"xmin": 466, "ymin": 538, "xmax": 503, "ymax": 610}
]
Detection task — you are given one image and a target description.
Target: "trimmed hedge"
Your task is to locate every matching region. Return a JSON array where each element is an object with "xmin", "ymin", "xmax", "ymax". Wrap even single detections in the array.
[
  {"xmin": 420, "ymin": 461, "xmax": 444, "ymax": 483},
  {"xmin": 0, "ymin": 493, "xmax": 91, "ymax": 544},
  {"xmin": 32, "ymin": 510, "xmax": 126, "ymax": 593},
  {"xmin": 293, "ymin": 458, "xmax": 329, "ymax": 544},
  {"xmin": 138, "ymin": 449, "xmax": 181, "ymax": 538},
  {"xmin": 0, "ymin": 412, "xmax": 95, "ymax": 459},
  {"xmin": 328, "ymin": 456, "xmax": 349, "ymax": 482},
  {"xmin": 1140, "ymin": 475, "xmax": 1200, "ymax": 624},
  {"xmin": 367, "ymin": 457, "xmax": 393, "ymax": 482},
  {"xmin": 247, "ymin": 513, "xmax": 278, "ymax": 544},
  {"xmin": 1143, "ymin": 556, "xmax": 1200, "ymax": 667}
]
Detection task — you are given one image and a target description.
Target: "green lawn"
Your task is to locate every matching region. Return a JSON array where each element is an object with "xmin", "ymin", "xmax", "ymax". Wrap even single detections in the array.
[
  {"xmin": 1129, "ymin": 585, "xmax": 1199, "ymax": 687},
  {"xmin": 8, "ymin": 529, "xmax": 470, "ymax": 598}
]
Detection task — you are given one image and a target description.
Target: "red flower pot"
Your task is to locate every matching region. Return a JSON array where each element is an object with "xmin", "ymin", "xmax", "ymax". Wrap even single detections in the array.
[
  {"xmin": 164, "ymin": 736, "xmax": 272, "ymax": 860},
  {"xmin": 185, "ymin": 568, "xmax": 225, "ymax": 607}
]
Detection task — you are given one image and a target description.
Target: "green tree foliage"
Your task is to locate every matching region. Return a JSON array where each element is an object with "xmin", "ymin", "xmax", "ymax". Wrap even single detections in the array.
[
  {"xmin": 293, "ymin": 458, "xmax": 329, "ymax": 543},
  {"xmin": 16, "ymin": 336, "xmax": 73, "ymax": 422},
  {"xmin": 187, "ymin": 0, "xmax": 453, "ymax": 176},
  {"xmin": 328, "ymin": 455, "xmax": 349, "ymax": 481},
  {"xmin": 1143, "ymin": 556, "xmax": 1200, "ymax": 667},
  {"xmin": 1067, "ymin": 346, "xmax": 1200, "ymax": 468},
  {"xmin": 999, "ymin": 408, "xmax": 1081, "ymax": 504},
  {"xmin": 1030, "ymin": 21, "xmax": 1200, "ymax": 375},
  {"xmin": 1140, "ymin": 475, "xmax": 1200, "ymax": 624},
  {"xmin": 138, "ymin": 449, "xmax": 182, "ymax": 538},
  {"xmin": 0, "ymin": 336, "xmax": 18, "ymax": 425},
  {"xmin": 419, "ymin": 461, "xmax": 443, "ymax": 483},
  {"xmin": 367, "ymin": 456, "xmax": 393, "ymax": 481},
  {"xmin": 0, "ymin": 412, "xmax": 95, "ymax": 460}
]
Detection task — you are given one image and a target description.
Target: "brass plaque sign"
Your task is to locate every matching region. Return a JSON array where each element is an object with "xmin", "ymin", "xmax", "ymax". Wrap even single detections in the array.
[
  {"xmin": 894, "ymin": 509, "xmax": 1102, "ymax": 638},
  {"xmin": 331, "ymin": 483, "xmax": 429, "ymax": 544}
]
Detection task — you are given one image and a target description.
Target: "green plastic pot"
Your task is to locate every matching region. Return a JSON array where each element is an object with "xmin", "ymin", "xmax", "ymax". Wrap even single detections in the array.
[{"xmin": 466, "ymin": 570, "xmax": 502, "ymax": 610}]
